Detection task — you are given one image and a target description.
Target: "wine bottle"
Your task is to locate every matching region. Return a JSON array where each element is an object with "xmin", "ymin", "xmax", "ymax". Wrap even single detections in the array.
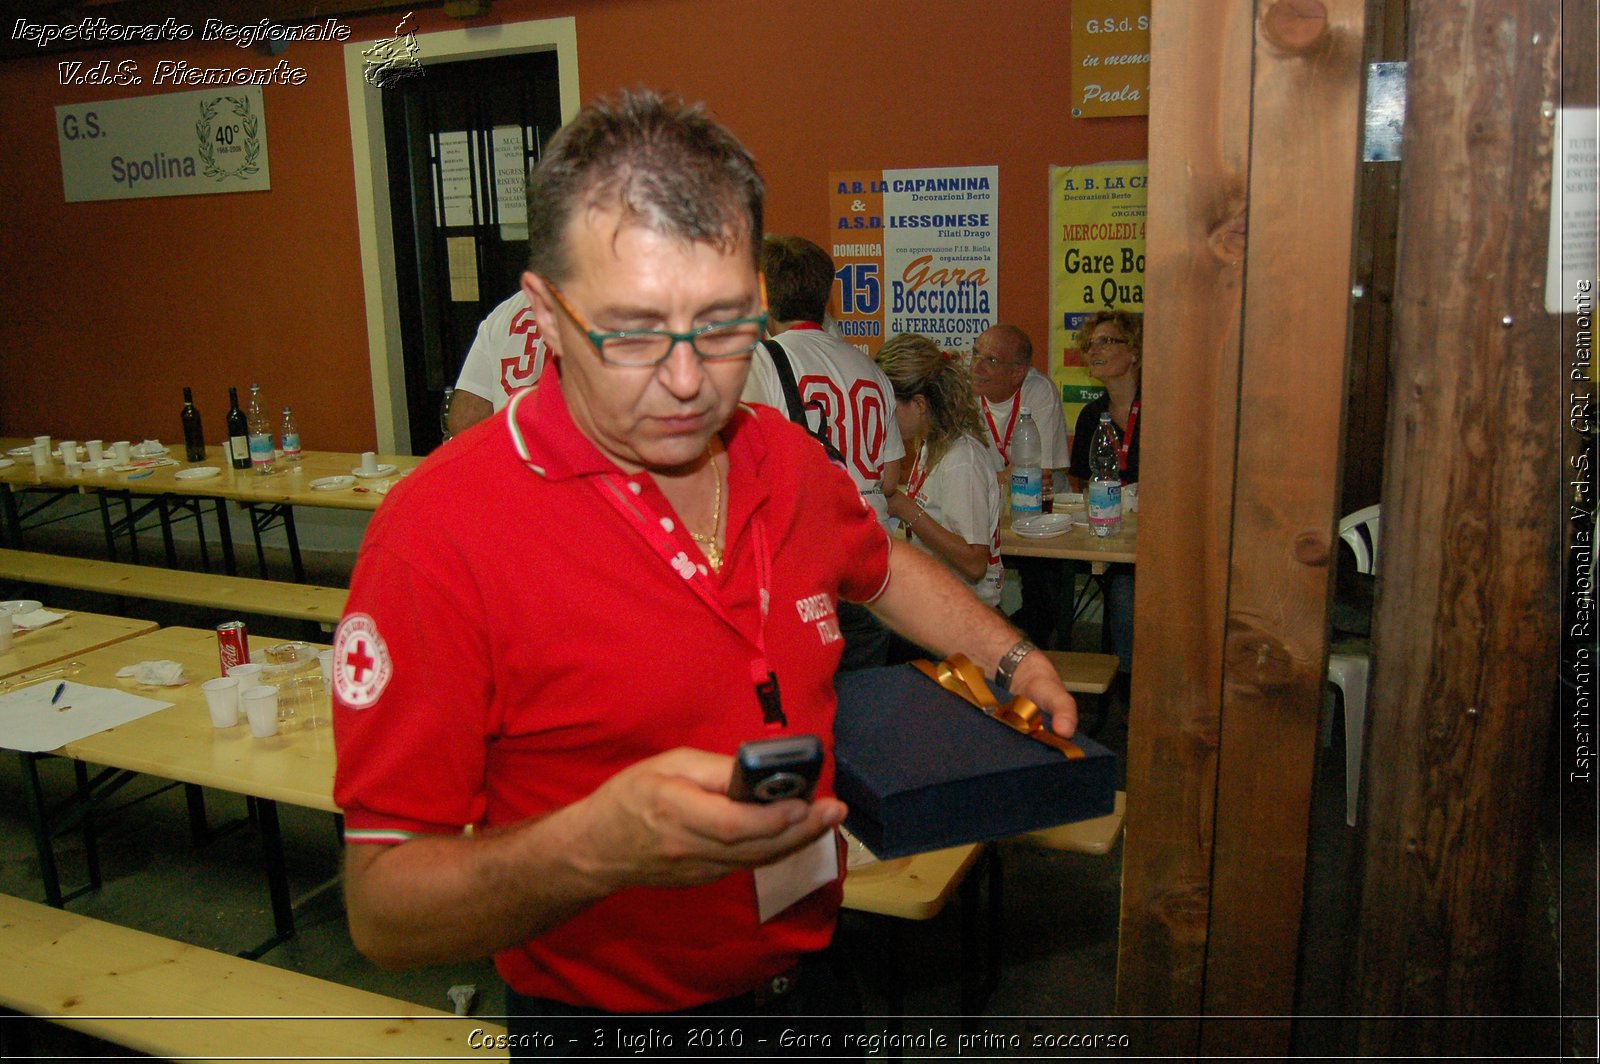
[
  {"xmin": 226, "ymin": 387, "xmax": 250, "ymax": 470},
  {"xmin": 180, "ymin": 387, "xmax": 206, "ymax": 463}
]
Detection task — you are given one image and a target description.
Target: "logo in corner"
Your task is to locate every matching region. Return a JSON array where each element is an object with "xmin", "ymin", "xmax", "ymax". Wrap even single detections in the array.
[{"xmin": 332, "ymin": 613, "xmax": 392, "ymax": 709}]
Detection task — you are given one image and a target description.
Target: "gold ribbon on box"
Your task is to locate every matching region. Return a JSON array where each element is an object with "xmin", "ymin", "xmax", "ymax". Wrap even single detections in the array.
[{"xmin": 913, "ymin": 655, "xmax": 1086, "ymax": 760}]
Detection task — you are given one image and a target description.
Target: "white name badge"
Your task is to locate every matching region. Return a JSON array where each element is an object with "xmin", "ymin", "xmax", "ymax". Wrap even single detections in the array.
[{"xmin": 755, "ymin": 830, "xmax": 840, "ymax": 923}]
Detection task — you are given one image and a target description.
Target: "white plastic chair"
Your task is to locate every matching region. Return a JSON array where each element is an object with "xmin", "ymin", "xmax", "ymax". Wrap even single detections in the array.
[{"xmin": 1327, "ymin": 505, "xmax": 1380, "ymax": 826}]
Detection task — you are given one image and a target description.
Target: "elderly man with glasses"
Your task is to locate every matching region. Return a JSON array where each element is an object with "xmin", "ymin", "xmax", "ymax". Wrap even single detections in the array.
[
  {"xmin": 330, "ymin": 90, "xmax": 1076, "ymax": 1049},
  {"xmin": 969, "ymin": 324, "xmax": 1072, "ymax": 648}
]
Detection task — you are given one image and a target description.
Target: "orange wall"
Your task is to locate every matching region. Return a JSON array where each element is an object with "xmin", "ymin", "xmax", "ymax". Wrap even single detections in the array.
[{"xmin": 0, "ymin": 0, "xmax": 1145, "ymax": 452}]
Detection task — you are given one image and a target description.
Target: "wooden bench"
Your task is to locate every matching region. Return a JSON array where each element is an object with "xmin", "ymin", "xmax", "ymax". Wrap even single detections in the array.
[
  {"xmin": 0, "ymin": 548, "xmax": 346, "ymax": 625},
  {"xmin": 1043, "ymin": 649, "xmax": 1120, "ymax": 694},
  {"xmin": 0, "ymin": 893, "xmax": 506, "ymax": 1062}
]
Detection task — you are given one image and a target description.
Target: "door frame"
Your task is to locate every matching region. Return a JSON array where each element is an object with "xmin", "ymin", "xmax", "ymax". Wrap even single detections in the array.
[{"xmin": 343, "ymin": 17, "xmax": 580, "ymax": 454}]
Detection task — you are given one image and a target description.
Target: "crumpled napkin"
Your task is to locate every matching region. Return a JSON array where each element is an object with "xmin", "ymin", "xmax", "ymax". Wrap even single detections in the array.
[
  {"xmin": 11, "ymin": 609, "xmax": 66, "ymax": 631},
  {"xmin": 116, "ymin": 660, "xmax": 187, "ymax": 686}
]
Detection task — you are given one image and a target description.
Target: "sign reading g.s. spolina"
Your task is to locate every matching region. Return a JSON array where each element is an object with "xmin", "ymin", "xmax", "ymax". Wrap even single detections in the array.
[
  {"xmin": 1071, "ymin": 0, "xmax": 1151, "ymax": 118},
  {"xmin": 56, "ymin": 87, "xmax": 271, "ymax": 202}
]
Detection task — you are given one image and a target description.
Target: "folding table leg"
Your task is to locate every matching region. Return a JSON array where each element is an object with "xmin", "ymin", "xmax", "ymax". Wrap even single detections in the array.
[
  {"xmin": 157, "ymin": 496, "xmax": 178, "ymax": 567},
  {"xmin": 239, "ymin": 798, "xmax": 296, "ymax": 959},
  {"xmin": 213, "ymin": 499, "xmax": 237, "ymax": 575},
  {"xmin": 97, "ymin": 493, "xmax": 119, "ymax": 561},
  {"xmin": 18, "ymin": 753, "xmax": 64, "ymax": 908},
  {"xmin": 75, "ymin": 761, "xmax": 101, "ymax": 892},
  {"xmin": 283, "ymin": 508, "xmax": 305, "ymax": 582}
]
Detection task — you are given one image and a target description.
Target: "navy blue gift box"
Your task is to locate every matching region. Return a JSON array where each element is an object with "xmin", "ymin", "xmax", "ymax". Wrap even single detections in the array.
[{"xmin": 833, "ymin": 664, "xmax": 1118, "ymax": 859}]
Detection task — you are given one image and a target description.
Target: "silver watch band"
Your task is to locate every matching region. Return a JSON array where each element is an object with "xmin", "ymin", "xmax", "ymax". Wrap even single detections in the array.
[{"xmin": 995, "ymin": 638, "xmax": 1039, "ymax": 689}]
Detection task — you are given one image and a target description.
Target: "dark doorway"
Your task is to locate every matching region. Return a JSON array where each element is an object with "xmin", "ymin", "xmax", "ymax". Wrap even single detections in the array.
[{"xmin": 381, "ymin": 51, "xmax": 563, "ymax": 453}]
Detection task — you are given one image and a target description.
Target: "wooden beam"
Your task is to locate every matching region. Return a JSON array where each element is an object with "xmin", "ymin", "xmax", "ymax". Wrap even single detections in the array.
[
  {"xmin": 1200, "ymin": 0, "xmax": 1368, "ymax": 1053},
  {"xmin": 1349, "ymin": 0, "xmax": 1570, "ymax": 1055},
  {"xmin": 1114, "ymin": 0, "xmax": 1252, "ymax": 1045}
]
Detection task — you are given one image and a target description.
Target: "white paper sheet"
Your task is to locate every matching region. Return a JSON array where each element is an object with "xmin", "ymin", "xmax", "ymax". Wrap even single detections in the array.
[{"xmin": 0, "ymin": 681, "xmax": 173, "ymax": 753}]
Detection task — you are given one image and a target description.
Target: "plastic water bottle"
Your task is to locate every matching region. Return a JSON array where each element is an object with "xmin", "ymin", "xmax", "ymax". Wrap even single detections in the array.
[
  {"xmin": 246, "ymin": 383, "xmax": 275, "ymax": 475},
  {"xmin": 1088, "ymin": 412, "xmax": 1123, "ymax": 537},
  {"xmin": 279, "ymin": 407, "xmax": 302, "ymax": 461},
  {"xmin": 1010, "ymin": 406, "xmax": 1044, "ymax": 517}
]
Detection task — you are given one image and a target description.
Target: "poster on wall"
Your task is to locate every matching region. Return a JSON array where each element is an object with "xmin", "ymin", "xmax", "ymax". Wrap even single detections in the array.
[
  {"xmin": 828, "ymin": 166, "xmax": 998, "ymax": 357},
  {"xmin": 56, "ymin": 87, "xmax": 271, "ymax": 203},
  {"xmin": 1050, "ymin": 161, "xmax": 1147, "ymax": 431},
  {"xmin": 1070, "ymin": 0, "xmax": 1151, "ymax": 119}
]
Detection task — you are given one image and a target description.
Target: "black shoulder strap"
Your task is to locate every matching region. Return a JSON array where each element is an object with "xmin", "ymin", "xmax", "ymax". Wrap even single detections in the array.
[{"xmin": 761, "ymin": 337, "xmax": 846, "ymax": 465}]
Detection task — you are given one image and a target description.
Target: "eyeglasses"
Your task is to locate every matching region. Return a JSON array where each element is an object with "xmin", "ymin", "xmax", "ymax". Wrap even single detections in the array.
[
  {"xmin": 972, "ymin": 353, "xmax": 1028, "ymax": 370},
  {"xmin": 543, "ymin": 278, "xmax": 768, "ymax": 367},
  {"xmin": 1086, "ymin": 335, "xmax": 1130, "ymax": 350}
]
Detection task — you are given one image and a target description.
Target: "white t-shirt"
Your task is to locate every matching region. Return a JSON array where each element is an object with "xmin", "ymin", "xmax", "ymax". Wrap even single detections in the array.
[
  {"xmin": 453, "ymin": 292, "xmax": 549, "ymax": 412},
  {"xmin": 978, "ymin": 368, "xmax": 1071, "ymax": 470},
  {"xmin": 743, "ymin": 324, "xmax": 905, "ymax": 524},
  {"xmin": 907, "ymin": 434, "xmax": 1005, "ymax": 608}
]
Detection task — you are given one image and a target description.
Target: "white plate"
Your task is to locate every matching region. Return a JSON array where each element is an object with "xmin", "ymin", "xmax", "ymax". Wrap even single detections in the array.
[
  {"xmin": 311, "ymin": 475, "xmax": 356, "ymax": 491},
  {"xmin": 2, "ymin": 599, "xmax": 43, "ymax": 615},
  {"xmin": 6, "ymin": 446, "xmax": 31, "ymax": 457},
  {"xmin": 0, "ymin": 459, "xmax": 12, "ymax": 471},
  {"xmin": 175, "ymin": 466, "xmax": 221, "ymax": 481},
  {"xmin": 80, "ymin": 458, "xmax": 119, "ymax": 472},
  {"xmin": 352, "ymin": 463, "xmax": 398, "ymax": 479},
  {"xmin": 1012, "ymin": 513, "xmax": 1078, "ymax": 538}
]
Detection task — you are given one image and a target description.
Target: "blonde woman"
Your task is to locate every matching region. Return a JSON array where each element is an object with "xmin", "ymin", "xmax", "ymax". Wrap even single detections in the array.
[{"xmin": 877, "ymin": 333, "xmax": 1005, "ymax": 608}]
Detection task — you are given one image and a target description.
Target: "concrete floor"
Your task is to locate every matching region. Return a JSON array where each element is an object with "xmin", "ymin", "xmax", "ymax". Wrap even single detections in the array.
[{"xmin": 1, "ymin": 516, "xmax": 1569, "ymax": 1058}]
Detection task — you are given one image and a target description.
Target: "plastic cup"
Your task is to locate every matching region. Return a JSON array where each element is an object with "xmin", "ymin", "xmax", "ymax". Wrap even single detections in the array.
[
  {"xmin": 0, "ymin": 606, "xmax": 15, "ymax": 654},
  {"xmin": 228, "ymin": 662, "xmax": 264, "ymax": 688},
  {"xmin": 30, "ymin": 441, "xmax": 50, "ymax": 468},
  {"xmin": 58, "ymin": 440, "xmax": 78, "ymax": 470},
  {"xmin": 112, "ymin": 440, "xmax": 132, "ymax": 463},
  {"xmin": 360, "ymin": 451, "xmax": 380, "ymax": 475},
  {"xmin": 201, "ymin": 675, "xmax": 241, "ymax": 728},
  {"xmin": 241, "ymin": 685, "xmax": 279, "ymax": 737},
  {"xmin": 318, "ymin": 649, "xmax": 334, "ymax": 685},
  {"xmin": 85, "ymin": 439, "xmax": 104, "ymax": 463}
]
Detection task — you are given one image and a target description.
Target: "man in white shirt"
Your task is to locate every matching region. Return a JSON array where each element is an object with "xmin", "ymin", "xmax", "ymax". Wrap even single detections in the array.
[
  {"xmin": 744, "ymin": 235, "xmax": 904, "ymax": 668},
  {"xmin": 970, "ymin": 324, "xmax": 1073, "ymax": 647},
  {"xmin": 445, "ymin": 291, "xmax": 550, "ymax": 436}
]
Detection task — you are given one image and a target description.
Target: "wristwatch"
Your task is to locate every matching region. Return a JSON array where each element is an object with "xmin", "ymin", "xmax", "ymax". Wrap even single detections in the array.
[{"xmin": 994, "ymin": 638, "xmax": 1039, "ymax": 690}]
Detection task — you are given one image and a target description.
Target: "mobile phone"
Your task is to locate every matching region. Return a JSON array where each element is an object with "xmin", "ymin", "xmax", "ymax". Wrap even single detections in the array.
[{"xmin": 728, "ymin": 734, "xmax": 824, "ymax": 803}]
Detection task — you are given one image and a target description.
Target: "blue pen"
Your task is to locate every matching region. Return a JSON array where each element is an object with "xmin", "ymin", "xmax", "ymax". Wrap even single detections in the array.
[{"xmin": 50, "ymin": 682, "xmax": 66, "ymax": 704}]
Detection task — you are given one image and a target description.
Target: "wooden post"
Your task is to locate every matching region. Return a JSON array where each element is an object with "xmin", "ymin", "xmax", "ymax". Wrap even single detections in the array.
[
  {"xmin": 1115, "ymin": 0, "xmax": 1366, "ymax": 1054},
  {"xmin": 1349, "ymin": 0, "xmax": 1572, "ymax": 1054}
]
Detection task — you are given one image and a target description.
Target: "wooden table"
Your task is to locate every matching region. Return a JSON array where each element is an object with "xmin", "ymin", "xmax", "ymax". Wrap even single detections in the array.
[
  {"xmin": 998, "ymin": 509, "xmax": 1138, "ymax": 571},
  {"xmin": 1, "ymin": 439, "xmax": 421, "ymax": 578},
  {"xmin": 1, "ymin": 611, "xmax": 157, "ymax": 682},
  {"xmin": 13, "ymin": 626, "xmax": 333, "ymax": 953}
]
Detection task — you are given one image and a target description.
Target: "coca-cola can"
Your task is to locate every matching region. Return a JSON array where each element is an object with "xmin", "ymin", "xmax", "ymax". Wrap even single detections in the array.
[{"xmin": 216, "ymin": 621, "xmax": 249, "ymax": 676}]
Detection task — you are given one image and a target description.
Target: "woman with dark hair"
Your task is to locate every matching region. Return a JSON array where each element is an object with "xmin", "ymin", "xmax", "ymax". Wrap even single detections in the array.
[{"xmin": 876, "ymin": 333, "xmax": 1005, "ymax": 608}]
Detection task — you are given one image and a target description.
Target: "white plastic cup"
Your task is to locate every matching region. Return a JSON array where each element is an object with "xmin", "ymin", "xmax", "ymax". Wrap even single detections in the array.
[
  {"xmin": 85, "ymin": 439, "xmax": 104, "ymax": 463},
  {"xmin": 318, "ymin": 649, "xmax": 334, "ymax": 685},
  {"xmin": 0, "ymin": 606, "xmax": 15, "ymax": 654},
  {"xmin": 33, "ymin": 435, "xmax": 50, "ymax": 449},
  {"xmin": 201, "ymin": 675, "xmax": 241, "ymax": 728},
  {"xmin": 1124, "ymin": 483, "xmax": 1140, "ymax": 513},
  {"xmin": 241, "ymin": 685, "xmax": 279, "ymax": 737},
  {"xmin": 360, "ymin": 451, "xmax": 380, "ymax": 475},
  {"xmin": 58, "ymin": 440, "xmax": 78, "ymax": 468},
  {"xmin": 112, "ymin": 440, "xmax": 132, "ymax": 463},
  {"xmin": 30, "ymin": 441, "xmax": 50, "ymax": 468},
  {"xmin": 228, "ymin": 662, "xmax": 264, "ymax": 688}
]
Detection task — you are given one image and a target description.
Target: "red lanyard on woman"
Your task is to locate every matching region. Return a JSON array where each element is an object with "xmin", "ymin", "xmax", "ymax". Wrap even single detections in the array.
[
  {"xmin": 981, "ymin": 397, "xmax": 1021, "ymax": 464},
  {"xmin": 1116, "ymin": 398, "xmax": 1140, "ymax": 473},
  {"xmin": 590, "ymin": 470, "xmax": 787, "ymax": 730}
]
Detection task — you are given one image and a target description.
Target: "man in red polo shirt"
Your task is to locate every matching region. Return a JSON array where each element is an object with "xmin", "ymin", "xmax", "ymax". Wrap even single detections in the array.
[{"xmin": 332, "ymin": 89, "xmax": 1075, "ymax": 1048}]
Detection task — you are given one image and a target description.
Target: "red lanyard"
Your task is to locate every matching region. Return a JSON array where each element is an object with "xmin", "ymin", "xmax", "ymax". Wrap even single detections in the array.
[
  {"xmin": 1116, "ymin": 399, "xmax": 1140, "ymax": 473},
  {"xmin": 981, "ymin": 397, "xmax": 1021, "ymax": 465},
  {"xmin": 906, "ymin": 441, "xmax": 931, "ymax": 499},
  {"xmin": 591, "ymin": 471, "xmax": 787, "ymax": 730}
]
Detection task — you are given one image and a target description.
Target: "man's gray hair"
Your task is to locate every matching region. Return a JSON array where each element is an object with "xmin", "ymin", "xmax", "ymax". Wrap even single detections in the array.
[{"xmin": 526, "ymin": 88, "xmax": 764, "ymax": 281}]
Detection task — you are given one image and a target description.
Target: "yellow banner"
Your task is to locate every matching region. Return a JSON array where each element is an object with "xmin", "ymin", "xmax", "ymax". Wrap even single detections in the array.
[
  {"xmin": 1070, "ymin": 0, "xmax": 1151, "ymax": 119},
  {"xmin": 1049, "ymin": 162, "xmax": 1147, "ymax": 432}
]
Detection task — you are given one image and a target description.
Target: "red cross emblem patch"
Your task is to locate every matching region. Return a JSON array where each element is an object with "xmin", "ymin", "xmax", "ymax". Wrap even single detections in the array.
[{"xmin": 332, "ymin": 613, "xmax": 392, "ymax": 710}]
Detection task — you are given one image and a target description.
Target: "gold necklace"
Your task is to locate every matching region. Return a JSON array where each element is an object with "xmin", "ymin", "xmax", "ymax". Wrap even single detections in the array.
[{"xmin": 686, "ymin": 444, "xmax": 724, "ymax": 572}]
